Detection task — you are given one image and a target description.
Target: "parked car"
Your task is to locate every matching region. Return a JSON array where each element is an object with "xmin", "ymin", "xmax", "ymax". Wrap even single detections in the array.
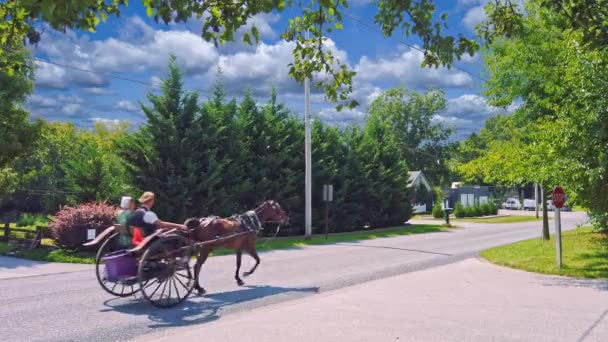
[
  {"xmin": 502, "ymin": 198, "xmax": 521, "ymax": 210},
  {"xmin": 523, "ymin": 199, "xmax": 537, "ymax": 211}
]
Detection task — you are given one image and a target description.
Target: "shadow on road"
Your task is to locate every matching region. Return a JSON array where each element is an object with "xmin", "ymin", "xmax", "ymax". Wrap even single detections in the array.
[
  {"xmin": 101, "ymin": 284, "xmax": 319, "ymax": 328},
  {"xmin": 541, "ymin": 277, "xmax": 608, "ymax": 292}
]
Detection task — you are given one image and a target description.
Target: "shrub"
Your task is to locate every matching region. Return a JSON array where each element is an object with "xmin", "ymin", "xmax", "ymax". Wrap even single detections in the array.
[
  {"xmin": 50, "ymin": 202, "xmax": 117, "ymax": 250},
  {"xmin": 481, "ymin": 203, "xmax": 491, "ymax": 216},
  {"xmin": 16, "ymin": 213, "xmax": 50, "ymax": 227},
  {"xmin": 432, "ymin": 202, "xmax": 445, "ymax": 219},
  {"xmin": 474, "ymin": 205, "xmax": 483, "ymax": 217},
  {"xmin": 463, "ymin": 206, "xmax": 473, "ymax": 217},
  {"xmin": 489, "ymin": 201, "xmax": 498, "ymax": 215},
  {"xmin": 454, "ymin": 202, "xmax": 465, "ymax": 218}
]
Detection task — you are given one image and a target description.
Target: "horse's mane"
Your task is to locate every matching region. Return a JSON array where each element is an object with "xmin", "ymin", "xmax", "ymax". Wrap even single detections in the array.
[{"xmin": 184, "ymin": 217, "xmax": 201, "ymax": 230}]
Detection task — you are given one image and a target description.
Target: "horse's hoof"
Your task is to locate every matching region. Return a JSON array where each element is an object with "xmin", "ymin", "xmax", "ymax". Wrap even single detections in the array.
[
  {"xmin": 196, "ymin": 287, "xmax": 207, "ymax": 296},
  {"xmin": 237, "ymin": 279, "xmax": 245, "ymax": 286}
]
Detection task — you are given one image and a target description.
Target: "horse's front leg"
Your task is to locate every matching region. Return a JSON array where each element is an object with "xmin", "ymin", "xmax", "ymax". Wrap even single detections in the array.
[
  {"xmin": 193, "ymin": 247, "xmax": 210, "ymax": 295},
  {"xmin": 235, "ymin": 250, "xmax": 244, "ymax": 286},
  {"xmin": 243, "ymin": 242, "xmax": 260, "ymax": 277}
]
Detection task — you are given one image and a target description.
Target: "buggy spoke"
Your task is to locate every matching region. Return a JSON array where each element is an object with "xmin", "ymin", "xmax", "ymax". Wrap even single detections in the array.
[
  {"xmin": 157, "ymin": 279, "xmax": 169, "ymax": 303},
  {"xmin": 173, "ymin": 272, "xmax": 190, "ymax": 290},
  {"xmin": 120, "ymin": 284, "xmax": 125, "ymax": 295},
  {"xmin": 143, "ymin": 279, "xmax": 159, "ymax": 290},
  {"xmin": 172, "ymin": 277, "xmax": 182, "ymax": 302},
  {"xmin": 167, "ymin": 277, "xmax": 173, "ymax": 303},
  {"xmin": 110, "ymin": 282, "xmax": 117, "ymax": 293},
  {"xmin": 148, "ymin": 280, "xmax": 164, "ymax": 299}
]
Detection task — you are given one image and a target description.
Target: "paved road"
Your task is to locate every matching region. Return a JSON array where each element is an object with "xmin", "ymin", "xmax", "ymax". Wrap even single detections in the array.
[
  {"xmin": 134, "ymin": 258, "xmax": 608, "ymax": 342},
  {"xmin": 0, "ymin": 211, "xmax": 588, "ymax": 342}
]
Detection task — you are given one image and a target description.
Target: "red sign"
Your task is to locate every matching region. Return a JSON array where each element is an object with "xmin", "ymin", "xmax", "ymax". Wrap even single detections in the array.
[{"xmin": 553, "ymin": 187, "xmax": 566, "ymax": 209}]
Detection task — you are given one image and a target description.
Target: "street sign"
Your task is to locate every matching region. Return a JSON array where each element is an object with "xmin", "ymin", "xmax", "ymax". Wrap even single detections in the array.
[
  {"xmin": 553, "ymin": 186, "xmax": 565, "ymax": 209},
  {"xmin": 323, "ymin": 184, "xmax": 333, "ymax": 202}
]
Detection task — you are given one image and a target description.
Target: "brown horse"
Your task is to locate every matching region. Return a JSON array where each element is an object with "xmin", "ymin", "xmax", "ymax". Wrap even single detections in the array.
[{"xmin": 184, "ymin": 200, "xmax": 289, "ymax": 295}]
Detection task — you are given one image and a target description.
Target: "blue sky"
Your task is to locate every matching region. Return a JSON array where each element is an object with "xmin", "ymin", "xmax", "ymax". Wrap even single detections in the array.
[{"xmin": 25, "ymin": 0, "xmax": 516, "ymax": 140}]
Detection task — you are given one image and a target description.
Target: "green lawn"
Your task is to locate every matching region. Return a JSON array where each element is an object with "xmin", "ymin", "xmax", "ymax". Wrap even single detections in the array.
[
  {"xmin": 1, "ymin": 224, "xmax": 450, "ymax": 263},
  {"xmin": 211, "ymin": 223, "xmax": 451, "ymax": 256},
  {"xmin": 0, "ymin": 242, "xmax": 95, "ymax": 264},
  {"xmin": 572, "ymin": 205, "xmax": 588, "ymax": 212},
  {"xmin": 454, "ymin": 215, "xmax": 545, "ymax": 224},
  {"xmin": 481, "ymin": 227, "xmax": 608, "ymax": 279}
]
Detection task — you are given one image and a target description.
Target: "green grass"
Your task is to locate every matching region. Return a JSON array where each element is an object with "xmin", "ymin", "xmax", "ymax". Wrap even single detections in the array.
[
  {"xmin": 572, "ymin": 205, "xmax": 588, "ymax": 212},
  {"xmin": 454, "ymin": 215, "xmax": 545, "ymax": 224},
  {"xmin": 0, "ymin": 242, "xmax": 95, "ymax": 263},
  {"xmin": 211, "ymin": 224, "xmax": 450, "ymax": 256},
  {"xmin": 0, "ymin": 242, "xmax": 16, "ymax": 254},
  {"xmin": 1, "ymin": 224, "xmax": 449, "ymax": 263},
  {"xmin": 481, "ymin": 227, "xmax": 608, "ymax": 279}
]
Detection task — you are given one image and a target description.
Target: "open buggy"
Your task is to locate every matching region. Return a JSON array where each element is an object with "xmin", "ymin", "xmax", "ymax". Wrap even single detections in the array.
[{"xmin": 84, "ymin": 201, "xmax": 289, "ymax": 308}]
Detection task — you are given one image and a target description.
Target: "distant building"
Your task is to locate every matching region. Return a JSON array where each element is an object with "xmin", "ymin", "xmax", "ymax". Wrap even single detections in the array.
[
  {"xmin": 408, "ymin": 171, "xmax": 433, "ymax": 213},
  {"xmin": 443, "ymin": 184, "xmax": 494, "ymax": 209}
]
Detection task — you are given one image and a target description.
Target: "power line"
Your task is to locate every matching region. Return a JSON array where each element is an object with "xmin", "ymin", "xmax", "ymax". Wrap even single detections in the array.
[
  {"xmin": 344, "ymin": 12, "xmax": 488, "ymax": 83},
  {"xmin": 3, "ymin": 44, "xmax": 225, "ymax": 96}
]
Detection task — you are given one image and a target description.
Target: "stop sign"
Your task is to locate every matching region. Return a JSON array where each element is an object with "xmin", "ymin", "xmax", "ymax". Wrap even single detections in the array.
[{"xmin": 553, "ymin": 186, "xmax": 566, "ymax": 209}]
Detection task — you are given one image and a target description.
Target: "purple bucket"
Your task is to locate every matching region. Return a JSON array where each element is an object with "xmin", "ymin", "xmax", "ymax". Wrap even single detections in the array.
[{"xmin": 103, "ymin": 250, "xmax": 137, "ymax": 282}]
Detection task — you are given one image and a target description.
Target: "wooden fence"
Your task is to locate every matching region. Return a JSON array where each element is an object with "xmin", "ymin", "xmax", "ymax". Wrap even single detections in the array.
[{"xmin": 0, "ymin": 222, "xmax": 48, "ymax": 248}]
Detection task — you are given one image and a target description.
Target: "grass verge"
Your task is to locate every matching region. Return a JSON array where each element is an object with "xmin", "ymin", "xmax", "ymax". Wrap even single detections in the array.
[
  {"xmin": 0, "ymin": 242, "xmax": 95, "ymax": 264},
  {"xmin": 481, "ymin": 227, "xmax": 608, "ymax": 279},
  {"xmin": 1, "ymin": 224, "xmax": 450, "ymax": 263},
  {"xmin": 211, "ymin": 224, "xmax": 450, "ymax": 256},
  {"xmin": 454, "ymin": 216, "xmax": 545, "ymax": 224}
]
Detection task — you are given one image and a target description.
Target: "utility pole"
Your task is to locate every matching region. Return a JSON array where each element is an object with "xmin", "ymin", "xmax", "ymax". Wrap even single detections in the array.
[
  {"xmin": 534, "ymin": 182, "xmax": 539, "ymax": 219},
  {"xmin": 304, "ymin": 29, "xmax": 312, "ymax": 240}
]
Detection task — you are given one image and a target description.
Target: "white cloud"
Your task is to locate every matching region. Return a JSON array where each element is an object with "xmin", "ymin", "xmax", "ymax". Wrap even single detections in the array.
[
  {"xmin": 34, "ymin": 16, "xmax": 219, "ymax": 90},
  {"xmin": 463, "ymin": 6, "xmax": 487, "ymax": 32},
  {"xmin": 83, "ymin": 87, "xmax": 116, "ymax": 95},
  {"xmin": 434, "ymin": 94, "xmax": 520, "ymax": 139},
  {"xmin": 61, "ymin": 103, "xmax": 82, "ymax": 116},
  {"xmin": 354, "ymin": 47, "xmax": 474, "ymax": 88},
  {"xmin": 116, "ymin": 100, "xmax": 140, "ymax": 113},
  {"xmin": 27, "ymin": 94, "xmax": 60, "ymax": 108},
  {"xmin": 150, "ymin": 76, "xmax": 163, "ymax": 87},
  {"xmin": 318, "ymin": 107, "xmax": 366, "ymax": 127}
]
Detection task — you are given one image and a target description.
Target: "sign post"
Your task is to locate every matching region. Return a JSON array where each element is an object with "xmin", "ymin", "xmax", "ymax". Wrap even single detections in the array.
[
  {"xmin": 323, "ymin": 184, "xmax": 333, "ymax": 239},
  {"xmin": 552, "ymin": 186, "xmax": 565, "ymax": 269}
]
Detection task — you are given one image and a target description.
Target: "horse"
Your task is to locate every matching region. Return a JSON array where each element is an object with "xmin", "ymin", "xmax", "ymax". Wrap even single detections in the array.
[{"xmin": 184, "ymin": 200, "xmax": 289, "ymax": 295}]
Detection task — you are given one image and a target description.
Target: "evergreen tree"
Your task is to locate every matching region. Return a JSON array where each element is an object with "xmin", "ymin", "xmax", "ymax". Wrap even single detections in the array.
[{"xmin": 119, "ymin": 56, "xmax": 205, "ymax": 221}]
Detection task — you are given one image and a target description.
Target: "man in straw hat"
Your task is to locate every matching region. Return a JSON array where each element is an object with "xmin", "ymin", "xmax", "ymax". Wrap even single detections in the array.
[{"xmin": 128, "ymin": 191, "xmax": 187, "ymax": 242}]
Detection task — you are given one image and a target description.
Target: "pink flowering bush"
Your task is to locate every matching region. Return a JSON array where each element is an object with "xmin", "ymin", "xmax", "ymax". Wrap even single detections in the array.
[{"xmin": 50, "ymin": 202, "xmax": 117, "ymax": 250}]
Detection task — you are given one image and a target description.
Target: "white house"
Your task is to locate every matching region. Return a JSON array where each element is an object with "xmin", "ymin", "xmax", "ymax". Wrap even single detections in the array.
[{"xmin": 408, "ymin": 171, "xmax": 432, "ymax": 213}]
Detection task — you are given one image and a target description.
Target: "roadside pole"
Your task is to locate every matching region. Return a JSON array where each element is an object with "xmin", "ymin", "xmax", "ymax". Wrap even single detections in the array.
[
  {"xmin": 555, "ymin": 207, "xmax": 562, "ymax": 268},
  {"xmin": 323, "ymin": 184, "xmax": 333, "ymax": 239},
  {"xmin": 534, "ymin": 182, "xmax": 539, "ymax": 219},
  {"xmin": 552, "ymin": 186, "xmax": 565, "ymax": 269},
  {"xmin": 304, "ymin": 29, "xmax": 312, "ymax": 240}
]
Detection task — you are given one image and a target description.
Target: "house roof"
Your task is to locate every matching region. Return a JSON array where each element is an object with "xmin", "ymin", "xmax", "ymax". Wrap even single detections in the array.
[
  {"xmin": 408, "ymin": 171, "xmax": 422, "ymax": 184},
  {"xmin": 408, "ymin": 171, "xmax": 432, "ymax": 191}
]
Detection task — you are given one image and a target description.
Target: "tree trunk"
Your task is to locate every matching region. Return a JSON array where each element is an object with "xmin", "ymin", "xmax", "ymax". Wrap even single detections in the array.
[{"xmin": 541, "ymin": 185, "xmax": 550, "ymax": 240}]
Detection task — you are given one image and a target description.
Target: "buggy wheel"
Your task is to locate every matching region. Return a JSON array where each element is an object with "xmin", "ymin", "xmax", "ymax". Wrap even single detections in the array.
[
  {"xmin": 95, "ymin": 233, "xmax": 139, "ymax": 297},
  {"xmin": 138, "ymin": 234, "xmax": 194, "ymax": 308}
]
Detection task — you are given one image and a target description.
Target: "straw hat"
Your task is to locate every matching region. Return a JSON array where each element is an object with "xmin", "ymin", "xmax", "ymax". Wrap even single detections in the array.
[{"xmin": 138, "ymin": 191, "xmax": 155, "ymax": 203}]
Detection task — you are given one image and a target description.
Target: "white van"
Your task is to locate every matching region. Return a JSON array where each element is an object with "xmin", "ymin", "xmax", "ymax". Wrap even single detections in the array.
[
  {"xmin": 502, "ymin": 198, "xmax": 521, "ymax": 210},
  {"xmin": 523, "ymin": 199, "xmax": 536, "ymax": 211}
]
